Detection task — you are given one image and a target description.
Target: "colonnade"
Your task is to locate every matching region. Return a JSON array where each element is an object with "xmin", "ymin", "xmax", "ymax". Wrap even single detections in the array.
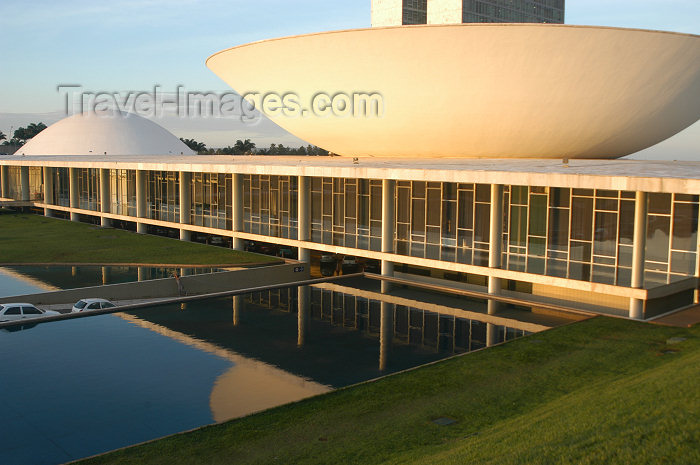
[{"xmin": 18, "ymin": 168, "xmax": 657, "ymax": 320}]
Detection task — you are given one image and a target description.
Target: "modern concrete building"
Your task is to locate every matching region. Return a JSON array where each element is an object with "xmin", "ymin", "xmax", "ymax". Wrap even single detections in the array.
[
  {"xmin": 2, "ymin": 23, "xmax": 699, "ymax": 322},
  {"xmin": 372, "ymin": 0, "xmax": 564, "ymax": 27}
]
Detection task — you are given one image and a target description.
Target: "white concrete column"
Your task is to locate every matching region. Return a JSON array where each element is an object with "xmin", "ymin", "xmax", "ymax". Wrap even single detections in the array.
[
  {"xmin": 43, "ymin": 167, "xmax": 54, "ymax": 217},
  {"xmin": 379, "ymin": 301, "xmax": 393, "ymax": 371},
  {"xmin": 179, "ymin": 171, "xmax": 191, "ymax": 241},
  {"xmin": 629, "ymin": 191, "xmax": 648, "ymax": 319},
  {"xmin": 0, "ymin": 165, "xmax": 9, "ymax": 198},
  {"xmin": 136, "ymin": 170, "xmax": 147, "ymax": 234},
  {"xmin": 488, "ymin": 184, "xmax": 503, "ymax": 315},
  {"xmin": 20, "ymin": 166, "xmax": 29, "ymax": 202},
  {"xmin": 381, "ymin": 179, "xmax": 396, "ymax": 293},
  {"xmin": 297, "ymin": 285, "xmax": 310, "ymax": 346},
  {"xmin": 232, "ymin": 173, "xmax": 244, "ymax": 250},
  {"xmin": 69, "ymin": 167, "xmax": 79, "ymax": 222},
  {"xmin": 297, "ymin": 175, "xmax": 311, "ymax": 262},
  {"xmin": 233, "ymin": 294, "xmax": 243, "ymax": 326},
  {"xmin": 99, "ymin": 168, "xmax": 111, "ymax": 227}
]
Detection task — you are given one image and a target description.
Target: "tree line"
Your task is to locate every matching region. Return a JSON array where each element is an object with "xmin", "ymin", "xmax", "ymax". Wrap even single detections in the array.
[
  {"xmin": 1, "ymin": 123, "xmax": 47, "ymax": 146},
  {"xmin": 180, "ymin": 137, "xmax": 329, "ymax": 156}
]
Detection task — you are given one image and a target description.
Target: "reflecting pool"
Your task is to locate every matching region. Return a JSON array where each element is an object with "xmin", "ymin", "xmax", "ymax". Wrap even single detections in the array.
[
  {"xmin": 0, "ymin": 278, "xmax": 542, "ymax": 464},
  {"xmin": 0, "ymin": 265, "xmax": 222, "ymax": 297}
]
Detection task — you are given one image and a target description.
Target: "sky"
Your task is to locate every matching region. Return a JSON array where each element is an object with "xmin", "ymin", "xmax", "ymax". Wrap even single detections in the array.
[{"xmin": 0, "ymin": 0, "xmax": 698, "ymax": 157}]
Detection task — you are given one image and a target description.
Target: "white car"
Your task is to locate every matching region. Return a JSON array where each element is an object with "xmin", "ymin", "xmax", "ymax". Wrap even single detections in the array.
[
  {"xmin": 72, "ymin": 298, "xmax": 117, "ymax": 313},
  {"xmin": 0, "ymin": 303, "xmax": 60, "ymax": 322}
]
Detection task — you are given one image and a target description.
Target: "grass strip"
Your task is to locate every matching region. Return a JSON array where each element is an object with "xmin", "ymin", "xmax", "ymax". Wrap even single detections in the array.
[
  {"xmin": 0, "ymin": 211, "xmax": 277, "ymax": 265},
  {"xmin": 79, "ymin": 317, "xmax": 700, "ymax": 465}
]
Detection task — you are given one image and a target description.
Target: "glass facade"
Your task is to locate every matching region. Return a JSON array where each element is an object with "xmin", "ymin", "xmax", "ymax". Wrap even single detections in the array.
[
  {"xmin": 462, "ymin": 0, "xmax": 564, "ymax": 23},
  {"xmin": 402, "ymin": 0, "xmax": 427, "ymax": 24},
  {"xmin": 110, "ymin": 169, "xmax": 136, "ymax": 216},
  {"xmin": 53, "ymin": 168, "xmax": 70, "ymax": 207},
  {"xmin": 77, "ymin": 168, "xmax": 100, "ymax": 211},
  {"xmin": 4, "ymin": 164, "xmax": 698, "ymax": 292},
  {"xmin": 311, "ymin": 177, "xmax": 382, "ymax": 251},
  {"xmin": 190, "ymin": 172, "xmax": 231, "ymax": 229},
  {"xmin": 243, "ymin": 175, "xmax": 298, "ymax": 239},
  {"xmin": 6, "ymin": 167, "xmax": 22, "ymax": 200},
  {"xmin": 147, "ymin": 171, "xmax": 179, "ymax": 223},
  {"xmin": 28, "ymin": 167, "xmax": 43, "ymax": 201},
  {"xmin": 395, "ymin": 181, "xmax": 491, "ymax": 265}
]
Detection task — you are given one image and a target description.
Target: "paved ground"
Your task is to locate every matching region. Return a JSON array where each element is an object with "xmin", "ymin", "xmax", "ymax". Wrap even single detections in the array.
[{"xmin": 653, "ymin": 304, "xmax": 700, "ymax": 327}]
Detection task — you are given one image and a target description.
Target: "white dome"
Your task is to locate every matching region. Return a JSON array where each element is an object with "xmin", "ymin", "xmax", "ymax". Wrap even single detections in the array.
[{"xmin": 19, "ymin": 111, "xmax": 196, "ymax": 156}]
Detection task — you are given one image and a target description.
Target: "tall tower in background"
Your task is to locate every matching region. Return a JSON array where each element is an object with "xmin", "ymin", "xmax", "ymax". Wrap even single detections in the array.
[{"xmin": 371, "ymin": 0, "xmax": 564, "ymax": 27}]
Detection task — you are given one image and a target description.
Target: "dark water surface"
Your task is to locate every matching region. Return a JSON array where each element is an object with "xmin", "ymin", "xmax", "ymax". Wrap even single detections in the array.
[{"xmin": 0, "ymin": 269, "xmax": 531, "ymax": 464}]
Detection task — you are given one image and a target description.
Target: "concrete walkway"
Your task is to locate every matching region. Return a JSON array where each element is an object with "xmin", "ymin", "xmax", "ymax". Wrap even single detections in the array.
[{"xmin": 652, "ymin": 305, "xmax": 700, "ymax": 327}]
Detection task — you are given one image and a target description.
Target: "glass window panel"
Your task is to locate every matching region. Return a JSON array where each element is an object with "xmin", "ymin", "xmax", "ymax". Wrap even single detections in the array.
[
  {"xmin": 397, "ymin": 187, "xmax": 410, "ymax": 223},
  {"xmin": 594, "ymin": 211, "xmax": 617, "ymax": 257},
  {"xmin": 618, "ymin": 200, "xmax": 635, "ymax": 245},
  {"xmin": 443, "ymin": 183, "xmax": 456, "ymax": 201},
  {"xmin": 596, "ymin": 189, "xmax": 618, "ymax": 198},
  {"xmin": 546, "ymin": 259, "xmax": 568, "ymax": 278},
  {"xmin": 528, "ymin": 236, "xmax": 546, "ymax": 257},
  {"xmin": 412, "ymin": 181, "xmax": 425, "ymax": 198},
  {"xmin": 618, "ymin": 245, "xmax": 633, "ymax": 268},
  {"xmin": 671, "ymin": 202, "xmax": 698, "ymax": 252},
  {"xmin": 549, "ymin": 187, "xmax": 570, "ymax": 208},
  {"xmin": 511, "ymin": 186, "xmax": 527, "ymax": 205},
  {"xmin": 548, "ymin": 208, "xmax": 569, "ymax": 252},
  {"xmin": 528, "ymin": 194, "xmax": 547, "ymax": 237},
  {"xmin": 568, "ymin": 262, "xmax": 591, "ymax": 281},
  {"xmin": 570, "ymin": 241, "xmax": 591, "ymax": 262},
  {"xmin": 648, "ymin": 193, "xmax": 671, "ymax": 215},
  {"xmin": 675, "ymin": 194, "xmax": 699, "ymax": 202},
  {"xmin": 458, "ymin": 190, "xmax": 474, "ymax": 229},
  {"xmin": 671, "ymin": 251, "xmax": 696, "ymax": 275},
  {"xmin": 475, "ymin": 184, "xmax": 490, "ymax": 203},
  {"xmin": 617, "ymin": 267, "xmax": 632, "ymax": 287},
  {"xmin": 411, "ymin": 198, "xmax": 425, "ymax": 234},
  {"xmin": 509, "ymin": 205, "xmax": 527, "ymax": 247},
  {"xmin": 426, "ymin": 188, "xmax": 441, "ymax": 226},
  {"xmin": 527, "ymin": 257, "xmax": 545, "ymax": 274},
  {"xmin": 592, "ymin": 265, "xmax": 616, "ymax": 285},
  {"xmin": 572, "ymin": 189, "xmax": 593, "ymax": 197},
  {"xmin": 646, "ymin": 215, "xmax": 670, "ymax": 263},
  {"xmin": 442, "ymin": 201, "xmax": 456, "ymax": 239},
  {"xmin": 571, "ymin": 197, "xmax": 593, "ymax": 241},
  {"xmin": 474, "ymin": 203, "xmax": 490, "ymax": 243},
  {"xmin": 595, "ymin": 198, "xmax": 618, "ymax": 212}
]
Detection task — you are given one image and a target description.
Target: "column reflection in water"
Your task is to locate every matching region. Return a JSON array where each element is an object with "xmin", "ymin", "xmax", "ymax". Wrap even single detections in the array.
[
  {"xmin": 138, "ymin": 267, "xmax": 148, "ymax": 282},
  {"xmin": 379, "ymin": 301, "xmax": 393, "ymax": 371},
  {"xmin": 232, "ymin": 294, "xmax": 243, "ymax": 326},
  {"xmin": 297, "ymin": 285, "xmax": 310, "ymax": 347},
  {"xmin": 101, "ymin": 266, "xmax": 110, "ymax": 285},
  {"xmin": 486, "ymin": 323, "xmax": 497, "ymax": 347},
  {"xmin": 71, "ymin": 266, "xmax": 77, "ymax": 277}
]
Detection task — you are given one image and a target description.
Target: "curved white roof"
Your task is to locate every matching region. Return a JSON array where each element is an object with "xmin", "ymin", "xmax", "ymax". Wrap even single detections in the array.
[
  {"xmin": 19, "ymin": 111, "xmax": 195, "ymax": 156},
  {"xmin": 208, "ymin": 24, "xmax": 700, "ymax": 159}
]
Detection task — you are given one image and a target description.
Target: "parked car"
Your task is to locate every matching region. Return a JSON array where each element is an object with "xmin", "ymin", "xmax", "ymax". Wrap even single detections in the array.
[
  {"xmin": 72, "ymin": 298, "xmax": 117, "ymax": 313},
  {"xmin": 320, "ymin": 255, "xmax": 338, "ymax": 276},
  {"xmin": 0, "ymin": 303, "xmax": 60, "ymax": 322},
  {"xmin": 341, "ymin": 255, "xmax": 360, "ymax": 274}
]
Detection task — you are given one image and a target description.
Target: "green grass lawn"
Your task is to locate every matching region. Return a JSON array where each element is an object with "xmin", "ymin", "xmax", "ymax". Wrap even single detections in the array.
[
  {"xmin": 0, "ymin": 211, "xmax": 278, "ymax": 265},
  {"xmin": 80, "ymin": 317, "xmax": 700, "ymax": 465}
]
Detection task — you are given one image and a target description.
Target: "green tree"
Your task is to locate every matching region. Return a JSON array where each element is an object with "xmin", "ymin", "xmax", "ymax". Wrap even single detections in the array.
[
  {"xmin": 13, "ymin": 122, "xmax": 47, "ymax": 143},
  {"xmin": 180, "ymin": 138, "xmax": 207, "ymax": 154},
  {"xmin": 0, "ymin": 131, "xmax": 5, "ymax": 142}
]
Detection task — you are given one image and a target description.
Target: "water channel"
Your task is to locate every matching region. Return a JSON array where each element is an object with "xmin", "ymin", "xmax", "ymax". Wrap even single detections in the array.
[{"xmin": 0, "ymin": 266, "xmax": 564, "ymax": 464}]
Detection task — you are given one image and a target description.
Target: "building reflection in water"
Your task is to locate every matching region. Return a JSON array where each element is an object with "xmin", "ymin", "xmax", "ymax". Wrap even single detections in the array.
[{"xmin": 247, "ymin": 282, "xmax": 540, "ymax": 371}]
